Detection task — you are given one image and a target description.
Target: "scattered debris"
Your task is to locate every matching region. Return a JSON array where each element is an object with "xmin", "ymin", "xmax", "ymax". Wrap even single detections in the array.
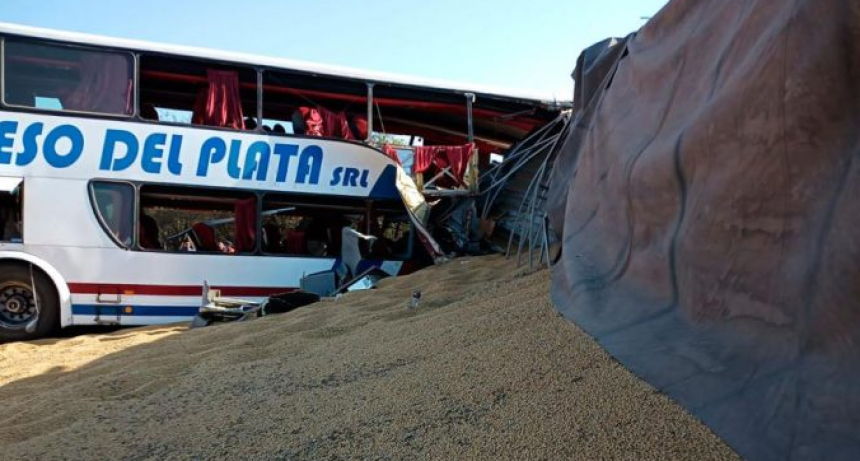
[
  {"xmin": 410, "ymin": 290, "xmax": 422, "ymax": 309},
  {"xmin": 191, "ymin": 281, "xmax": 320, "ymax": 328}
]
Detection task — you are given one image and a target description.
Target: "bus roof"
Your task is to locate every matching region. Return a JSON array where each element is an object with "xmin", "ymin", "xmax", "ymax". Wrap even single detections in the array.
[{"xmin": 0, "ymin": 22, "xmax": 567, "ymax": 106}]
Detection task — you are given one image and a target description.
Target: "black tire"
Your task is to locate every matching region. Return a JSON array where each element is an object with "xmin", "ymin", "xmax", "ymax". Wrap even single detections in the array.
[{"xmin": 0, "ymin": 262, "xmax": 59, "ymax": 343}]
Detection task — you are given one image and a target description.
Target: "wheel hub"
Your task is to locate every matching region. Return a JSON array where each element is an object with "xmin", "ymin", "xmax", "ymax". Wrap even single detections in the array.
[
  {"xmin": 0, "ymin": 283, "xmax": 36, "ymax": 326},
  {"xmin": 6, "ymin": 297, "xmax": 24, "ymax": 313}
]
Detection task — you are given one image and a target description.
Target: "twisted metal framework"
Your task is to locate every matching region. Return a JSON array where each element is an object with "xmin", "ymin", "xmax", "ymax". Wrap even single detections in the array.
[{"xmin": 476, "ymin": 112, "xmax": 571, "ymax": 268}]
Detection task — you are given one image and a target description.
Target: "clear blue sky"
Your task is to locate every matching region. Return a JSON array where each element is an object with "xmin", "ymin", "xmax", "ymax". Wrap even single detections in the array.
[{"xmin": 0, "ymin": 0, "xmax": 668, "ymax": 100}]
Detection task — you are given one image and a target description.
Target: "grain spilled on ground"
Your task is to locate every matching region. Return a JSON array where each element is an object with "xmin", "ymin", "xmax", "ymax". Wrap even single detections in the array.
[{"xmin": 0, "ymin": 255, "xmax": 742, "ymax": 461}]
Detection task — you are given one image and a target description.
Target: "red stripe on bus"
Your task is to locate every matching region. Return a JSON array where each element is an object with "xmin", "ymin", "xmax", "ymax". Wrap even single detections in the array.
[{"xmin": 67, "ymin": 283, "xmax": 296, "ymax": 297}]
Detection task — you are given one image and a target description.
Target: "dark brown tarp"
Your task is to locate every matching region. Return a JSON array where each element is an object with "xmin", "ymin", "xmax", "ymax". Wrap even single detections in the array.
[{"xmin": 547, "ymin": 2, "xmax": 860, "ymax": 461}]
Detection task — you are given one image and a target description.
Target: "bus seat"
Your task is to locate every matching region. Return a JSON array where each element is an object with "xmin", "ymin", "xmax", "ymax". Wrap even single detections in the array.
[
  {"xmin": 291, "ymin": 109, "xmax": 307, "ymax": 135},
  {"xmin": 263, "ymin": 223, "xmax": 284, "ymax": 253},
  {"xmin": 349, "ymin": 114, "xmax": 368, "ymax": 140},
  {"xmin": 140, "ymin": 103, "xmax": 159, "ymax": 121},
  {"xmin": 284, "ymin": 230, "xmax": 306, "ymax": 254},
  {"xmin": 138, "ymin": 213, "xmax": 161, "ymax": 249},
  {"xmin": 299, "ymin": 107, "xmax": 324, "ymax": 136},
  {"xmin": 318, "ymin": 107, "xmax": 354, "ymax": 140},
  {"xmin": 191, "ymin": 223, "xmax": 219, "ymax": 252}
]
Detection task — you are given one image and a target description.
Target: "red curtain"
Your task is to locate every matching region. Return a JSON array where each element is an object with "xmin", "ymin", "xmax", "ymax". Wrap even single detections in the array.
[
  {"xmin": 413, "ymin": 146, "xmax": 434, "ymax": 174},
  {"xmin": 351, "ymin": 115, "xmax": 368, "ymax": 140},
  {"xmin": 299, "ymin": 107, "xmax": 325, "ymax": 136},
  {"xmin": 321, "ymin": 107, "xmax": 354, "ymax": 140},
  {"xmin": 446, "ymin": 143, "xmax": 475, "ymax": 185},
  {"xmin": 284, "ymin": 230, "xmax": 306, "ymax": 254},
  {"xmin": 300, "ymin": 107, "xmax": 356, "ymax": 140},
  {"xmin": 64, "ymin": 54, "xmax": 132, "ymax": 114},
  {"xmin": 234, "ymin": 197, "xmax": 257, "ymax": 253},
  {"xmin": 382, "ymin": 144, "xmax": 401, "ymax": 165},
  {"xmin": 412, "ymin": 143, "xmax": 475, "ymax": 185},
  {"xmin": 192, "ymin": 70, "xmax": 245, "ymax": 129},
  {"xmin": 192, "ymin": 223, "xmax": 218, "ymax": 251}
]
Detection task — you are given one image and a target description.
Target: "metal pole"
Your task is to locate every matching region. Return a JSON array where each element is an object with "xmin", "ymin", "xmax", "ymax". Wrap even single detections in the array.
[
  {"xmin": 256, "ymin": 69, "xmax": 264, "ymax": 130},
  {"xmin": 465, "ymin": 93, "xmax": 475, "ymax": 144},
  {"xmin": 366, "ymin": 83, "xmax": 375, "ymax": 143},
  {"xmin": 542, "ymin": 213, "xmax": 552, "ymax": 267}
]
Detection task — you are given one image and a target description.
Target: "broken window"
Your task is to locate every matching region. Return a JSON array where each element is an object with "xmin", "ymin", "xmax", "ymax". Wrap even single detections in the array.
[
  {"xmin": 262, "ymin": 70, "xmax": 367, "ymax": 139},
  {"xmin": 261, "ymin": 193, "xmax": 361, "ymax": 257},
  {"xmin": 139, "ymin": 55, "xmax": 257, "ymax": 130},
  {"xmin": 139, "ymin": 184, "xmax": 257, "ymax": 254},
  {"xmin": 373, "ymin": 212, "xmax": 413, "ymax": 260},
  {"xmin": 0, "ymin": 177, "xmax": 23, "ymax": 243},
  {"xmin": 261, "ymin": 192, "xmax": 412, "ymax": 261}
]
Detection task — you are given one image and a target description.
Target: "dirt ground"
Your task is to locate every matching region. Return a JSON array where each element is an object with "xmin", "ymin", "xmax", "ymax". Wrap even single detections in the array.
[{"xmin": 0, "ymin": 255, "xmax": 741, "ymax": 461}]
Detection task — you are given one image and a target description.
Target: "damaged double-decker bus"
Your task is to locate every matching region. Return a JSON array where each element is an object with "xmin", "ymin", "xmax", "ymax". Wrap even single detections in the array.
[{"xmin": 0, "ymin": 22, "xmax": 563, "ymax": 340}]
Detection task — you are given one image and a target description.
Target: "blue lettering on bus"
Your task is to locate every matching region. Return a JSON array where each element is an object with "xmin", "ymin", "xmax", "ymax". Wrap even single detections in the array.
[
  {"xmin": 16, "ymin": 123, "xmax": 43, "ymax": 166},
  {"xmin": 0, "ymin": 121, "xmax": 18, "ymax": 164},
  {"xmin": 141, "ymin": 133, "xmax": 167, "ymax": 174},
  {"xmin": 272, "ymin": 143, "xmax": 299, "ymax": 182},
  {"xmin": 0, "ymin": 119, "xmax": 382, "ymax": 190},
  {"xmin": 166, "ymin": 135, "xmax": 184, "ymax": 175},
  {"xmin": 101, "ymin": 129, "xmax": 138, "ymax": 171},
  {"xmin": 296, "ymin": 145, "xmax": 322, "ymax": 184},
  {"xmin": 101, "ymin": 130, "xmax": 184, "ymax": 175},
  {"xmin": 330, "ymin": 167, "xmax": 370, "ymax": 188},
  {"xmin": 227, "ymin": 139, "xmax": 243, "ymax": 179},
  {"xmin": 242, "ymin": 141, "xmax": 270, "ymax": 181},
  {"xmin": 43, "ymin": 125, "xmax": 83, "ymax": 168},
  {"xmin": 197, "ymin": 137, "xmax": 226, "ymax": 177},
  {"xmin": 195, "ymin": 140, "xmax": 323, "ymax": 185}
]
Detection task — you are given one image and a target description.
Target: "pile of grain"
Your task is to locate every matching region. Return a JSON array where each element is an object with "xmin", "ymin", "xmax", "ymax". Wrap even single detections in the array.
[{"xmin": 0, "ymin": 255, "xmax": 741, "ymax": 460}]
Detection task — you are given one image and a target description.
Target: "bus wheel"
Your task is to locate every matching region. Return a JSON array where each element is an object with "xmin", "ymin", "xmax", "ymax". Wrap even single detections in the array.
[{"xmin": 0, "ymin": 263, "xmax": 59, "ymax": 343}]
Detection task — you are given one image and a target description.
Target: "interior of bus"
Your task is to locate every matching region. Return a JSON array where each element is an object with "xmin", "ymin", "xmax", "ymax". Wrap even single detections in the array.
[{"xmin": 90, "ymin": 180, "xmax": 414, "ymax": 261}]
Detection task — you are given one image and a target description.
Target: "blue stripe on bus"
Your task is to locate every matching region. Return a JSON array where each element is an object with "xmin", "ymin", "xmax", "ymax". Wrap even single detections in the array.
[
  {"xmin": 71, "ymin": 304, "xmax": 199, "ymax": 317},
  {"xmin": 369, "ymin": 165, "xmax": 400, "ymax": 199}
]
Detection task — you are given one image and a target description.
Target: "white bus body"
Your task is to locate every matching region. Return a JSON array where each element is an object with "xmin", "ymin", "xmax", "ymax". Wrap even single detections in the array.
[
  {"xmin": 0, "ymin": 22, "xmax": 560, "ymax": 340},
  {"xmin": 0, "ymin": 110, "xmax": 411, "ymax": 334}
]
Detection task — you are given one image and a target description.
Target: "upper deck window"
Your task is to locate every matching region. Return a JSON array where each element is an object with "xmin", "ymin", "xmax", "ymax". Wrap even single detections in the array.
[
  {"xmin": 139, "ymin": 55, "xmax": 257, "ymax": 131},
  {"xmin": 263, "ymin": 71, "xmax": 368, "ymax": 139},
  {"xmin": 2, "ymin": 39, "xmax": 133, "ymax": 116}
]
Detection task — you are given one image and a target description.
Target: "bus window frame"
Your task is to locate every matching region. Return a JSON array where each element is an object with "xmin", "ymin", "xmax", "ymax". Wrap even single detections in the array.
[
  {"xmin": 0, "ymin": 37, "xmax": 5, "ymax": 112},
  {"xmin": 260, "ymin": 67, "xmax": 372, "ymax": 143},
  {"xmin": 259, "ymin": 195, "xmax": 367, "ymax": 259},
  {"xmin": 1, "ymin": 37, "xmax": 137, "ymax": 119},
  {"xmin": 0, "ymin": 34, "xmax": 395, "ymax": 161},
  {"xmin": 132, "ymin": 50, "xmax": 140, "ymax": 119},
  {"xmin": 136, "ymin": 181, "xmax": 262, "ymax": 256},
  {"xmin": 88, "ymin": 179, "xmax": 137, "ymax": 250},
  {"xmin": 136, "ymin": 51, "xmax": 260, "ymax": 132},
  {"xmin": 83, "ymin": 176, "xmax": 413, "ymax": 260},
  {"xmin": 84, "ymin": 177, "xmax": 411, "ymax": 260},
  {"xmin": 259, "ymin": 192, "xmax": 414, "ymax": 261}
]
